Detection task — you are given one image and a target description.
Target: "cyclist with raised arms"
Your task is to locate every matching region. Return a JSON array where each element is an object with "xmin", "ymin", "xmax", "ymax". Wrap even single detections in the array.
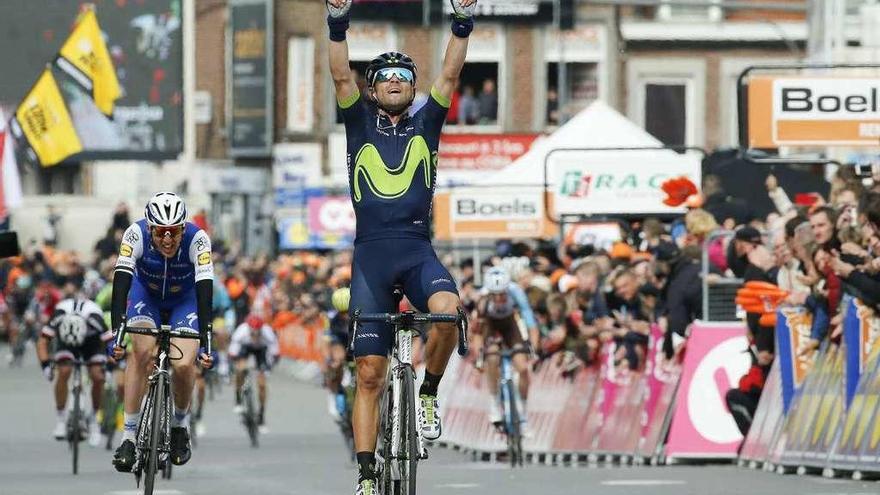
[
  {"xmin": 110, "ymin": 192, "xmax": 214, "ymax": 472},
  {"xmin": 474, "ymin": 266, "xmax": 538, "ymax": 428},
  {"xmin": 326, "ymin": 1, "xmax": 476, "ymax": 493}
]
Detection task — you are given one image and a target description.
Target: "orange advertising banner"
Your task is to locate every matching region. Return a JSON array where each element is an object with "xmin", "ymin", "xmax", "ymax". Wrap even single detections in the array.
[{"xmin": 748, "ymin": 76, "xmax": 880, "ymax": 148}]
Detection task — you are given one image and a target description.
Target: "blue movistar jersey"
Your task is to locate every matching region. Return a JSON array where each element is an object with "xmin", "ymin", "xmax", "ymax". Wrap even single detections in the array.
[
  {"xmin": 338, "ymin": 87, "xmax": 450, "ymax": 243},
  {"xmin": 115, "ymin": 220, "xmax": 214, "ymax": 302}
]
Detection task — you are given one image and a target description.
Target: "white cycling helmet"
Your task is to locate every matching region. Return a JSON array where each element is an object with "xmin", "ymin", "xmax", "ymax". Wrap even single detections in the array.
[
  {"xmin": 484, "ymin": 266, "xmax": 511, "ymax": 294},
  {"xmin": 58, "ymin": 313, "xmax": 88, "ymax": 347},
  {"xmin": 145, "ymin": 192, "xmax": 187, "ymax": 227}
]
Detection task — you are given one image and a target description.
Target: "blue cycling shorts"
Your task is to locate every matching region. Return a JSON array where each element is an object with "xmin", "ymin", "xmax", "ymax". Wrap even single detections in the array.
[
  {"xmin": 349, "ymin": 238, "xmax": 458, "ymax": 357},
  {"xmin": 126, "ymin": 277, "xmax": 200, "ymax": 333}
]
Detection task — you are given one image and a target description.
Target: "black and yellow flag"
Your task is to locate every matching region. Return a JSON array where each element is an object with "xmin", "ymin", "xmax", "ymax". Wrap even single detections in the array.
[
  {"xmin": 11, "ymin": 69, "xmax": 83, "ymax": 167},
  {"xmin": 56, "ymin": 9, "xmax": 121, "ymax": 116}
]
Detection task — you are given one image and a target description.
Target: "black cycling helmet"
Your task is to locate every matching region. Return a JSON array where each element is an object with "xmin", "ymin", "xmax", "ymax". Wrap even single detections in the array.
[{"xmin": 365, "ymin": 51, "xmax": 418, "ymax": 87}]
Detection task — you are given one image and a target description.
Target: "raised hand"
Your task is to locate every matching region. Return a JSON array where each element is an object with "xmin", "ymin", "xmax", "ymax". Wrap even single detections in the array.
[
  {"xmin": 450, "ymin": 0, "xmax": 478, "ymax": 17},
  {"xmin": 326, "ymin": 0, "xmax": 352, "ymax": 18}
]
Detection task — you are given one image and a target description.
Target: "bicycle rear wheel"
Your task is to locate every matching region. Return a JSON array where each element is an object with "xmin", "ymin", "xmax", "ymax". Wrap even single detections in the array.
[{"xmin": 143, "ymin": 377, "xmax": 165, "ymax": 495}]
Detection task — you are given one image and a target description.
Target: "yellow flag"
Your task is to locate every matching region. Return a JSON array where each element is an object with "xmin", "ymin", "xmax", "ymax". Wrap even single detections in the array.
[
  {"xmin": 13, "ymin": 69, "xmax": 83, "ymax": 167},
  {"xmin": 57, "ymin": 10, "xmax": 121, "ymax": 116}
]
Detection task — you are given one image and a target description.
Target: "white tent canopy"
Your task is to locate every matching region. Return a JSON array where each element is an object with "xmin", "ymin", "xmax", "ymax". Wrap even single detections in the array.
[{"xmin": 472, "ymin": 100, "xmax": 689, "ymax": 187}]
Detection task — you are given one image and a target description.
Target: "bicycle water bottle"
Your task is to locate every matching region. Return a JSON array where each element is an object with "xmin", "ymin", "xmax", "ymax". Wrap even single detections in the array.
[{"xmin": 335, "ymin": 392, "xmax": 347, "ymax": 416}]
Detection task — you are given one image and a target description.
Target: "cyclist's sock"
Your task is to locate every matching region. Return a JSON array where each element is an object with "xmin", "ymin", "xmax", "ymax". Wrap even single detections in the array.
[
  {"xmin": 172, "ymin": 407, "xmax": 190, "ymax": 429},
  {"xmin": 56, "ymin": 408, "xmax": 67, "ymax": 421},
  {"xmin": 122, "ymin": 411, "xmax": 141, "ymax": 442},
  {"xmin": 419, "ymin": 371, "xmax": 443, "ymax": 397},
  {"xmin": 356, "ymin": 451, "xmax": 376, "ymax": 480}
]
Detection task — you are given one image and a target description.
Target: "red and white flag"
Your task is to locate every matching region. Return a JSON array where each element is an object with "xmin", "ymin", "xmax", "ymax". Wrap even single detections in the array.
[{"xmin": 0, "ymin": 109, "xmax": 24, "ymax": 219}]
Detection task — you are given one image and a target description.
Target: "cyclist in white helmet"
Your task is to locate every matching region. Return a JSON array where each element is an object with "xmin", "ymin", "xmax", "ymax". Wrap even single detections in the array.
[
  {"xmin": 109, "ymin": 192, "xmax": 214, "ymax": 472},
  {"xmin": 36, "ymin": 292, "xmax": 111, "ymax": 447},
  {"xmin": 474, "ymin": 266, "xmax": 539, "ymax": 427}
]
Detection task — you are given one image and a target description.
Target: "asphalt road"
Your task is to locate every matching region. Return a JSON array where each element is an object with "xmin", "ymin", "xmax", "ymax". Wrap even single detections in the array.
[{"xmin": 1, "ymin": 344, "xmax": 877, "ymax": 495}]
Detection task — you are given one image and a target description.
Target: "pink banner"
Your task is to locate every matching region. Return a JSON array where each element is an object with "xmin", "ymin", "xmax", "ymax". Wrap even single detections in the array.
[
  {"xmin": 638, "ymin": 325, "xmax": 683, "ymax": 457},
  {"xmin": 665, "ymin": 322, "xmax": 751, "ymax": 459}
]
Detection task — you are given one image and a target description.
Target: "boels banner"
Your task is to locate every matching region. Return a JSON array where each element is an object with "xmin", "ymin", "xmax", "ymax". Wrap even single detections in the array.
[
  {"xmin": 748, "ymin": 76, "xmax": 880, "ymax": 147},
  {"xmin": 433, "ymin": 188, "xmax": 558, "ymax": 240}
]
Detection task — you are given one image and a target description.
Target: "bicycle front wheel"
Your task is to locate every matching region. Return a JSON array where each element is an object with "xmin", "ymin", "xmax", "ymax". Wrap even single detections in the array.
[
  {"xmin": 398, "ymin": 366, "xmax": 418, "ymax": 495},
  {"xmin": 70, "ymin": 385, "xmax": 81, "ymax": 475},
  {"xmin": 143, "ymin": 376, "xmax": 165, "ymax": 495},
  {"xmin": 244, "ymin": 386, "xmax": 259, "ymax": 448},
  {"xmin": 504, "ymin": 381, "xmax": 523, "ymax": 468}
]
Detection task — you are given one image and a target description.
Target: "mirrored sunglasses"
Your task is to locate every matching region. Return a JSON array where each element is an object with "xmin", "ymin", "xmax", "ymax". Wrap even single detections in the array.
[
  {"xmin": 374, "ymin": 67, "xmax": 414, "ymax": 84},
  {"xmin": 151, "ymin": 225, "xmax": 183, "ymax": 238}
]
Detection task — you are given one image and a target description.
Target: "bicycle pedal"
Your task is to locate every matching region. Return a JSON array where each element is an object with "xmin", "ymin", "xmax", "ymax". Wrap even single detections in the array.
[{"xmin": 420, "ymin": 448, "xmax": 429, "ymax": 460}]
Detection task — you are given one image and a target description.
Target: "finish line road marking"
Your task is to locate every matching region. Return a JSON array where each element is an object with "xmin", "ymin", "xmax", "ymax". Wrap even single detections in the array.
[
  {"xmin": 106, "ymin": 491, "xmax": 186, "ymax": 495},
  {"xmin": 601, "ymin": 480, "xmax": 687, "ymax": 486}
]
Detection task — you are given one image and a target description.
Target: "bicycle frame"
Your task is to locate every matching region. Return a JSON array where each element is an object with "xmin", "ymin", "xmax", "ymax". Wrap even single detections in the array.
[{"xmin": 390, "ymin": 325, "xmax": 420, "ymax": 468}]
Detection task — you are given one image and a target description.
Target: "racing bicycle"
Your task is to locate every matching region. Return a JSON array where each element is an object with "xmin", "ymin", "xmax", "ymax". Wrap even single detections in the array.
[
  {"xmin": 485, "ymin": 346, "xmax": 530, "ymax": 467},
  {"xmin": 62, "ymin": 358, "xmax": 87, "ymax": 475},
  {"xmin": 353, "ymin": 308, "xmax": 467, "ymax": 495},
  {"xmin": 115, "ymin": 324, "xmax": 210, "ymax": 495}
]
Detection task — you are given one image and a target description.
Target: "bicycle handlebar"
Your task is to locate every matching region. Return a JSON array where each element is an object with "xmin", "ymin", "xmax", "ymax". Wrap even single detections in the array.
[
  {"xmin": 353, "ymin": 309, "xmax": 470, "ymax": 357},
  {"xmin": 353, "ymin": 311, "xmax": 459, "ymax": 324},
  {"xmin": 115, "ymin": 324, "xmax": 213, "ymax": 356}
]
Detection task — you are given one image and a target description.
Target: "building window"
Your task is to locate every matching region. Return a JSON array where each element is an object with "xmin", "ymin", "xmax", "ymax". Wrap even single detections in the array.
[
  {"xmin": 23, "ymin": 163, "xmax": 82, "ymax": 195},
  {"xmin": 644, "ymin": 83, "xmax": 686, "ymax": 146},
  {"xmin": 657, "ymin": 0, "xmax": 722, "ymax": 21},
  {"xmin": 627, "ymin": 58, "xmax": 705, "ymax": 148},
  {"xmin": 450, "ymin": 62, "xmax": 499, "ymax": 126},
  {"xmin": 546, "ymin": 62, "xmax": 599, "ymax": 126},
  {"xmin": 442, "ymin": 24, "xmax": 505, "ymax": 132}
]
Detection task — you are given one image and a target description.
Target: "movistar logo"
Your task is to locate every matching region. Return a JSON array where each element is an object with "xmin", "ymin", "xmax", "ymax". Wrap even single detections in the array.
[{"xmin": 352, "ymin": 136, "xmax": 435, "ymax": 202}]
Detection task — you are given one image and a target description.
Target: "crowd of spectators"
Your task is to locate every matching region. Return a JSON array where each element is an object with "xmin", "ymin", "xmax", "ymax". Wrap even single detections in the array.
[{"xmin": 5, "ymin": 164, "xmax": 880, "ymax": 442}]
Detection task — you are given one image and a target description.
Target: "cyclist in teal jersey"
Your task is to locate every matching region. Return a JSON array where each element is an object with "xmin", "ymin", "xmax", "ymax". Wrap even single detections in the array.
[{"xmin": 326, "ymin": 1, "xmax": 476, "ymax": 494}]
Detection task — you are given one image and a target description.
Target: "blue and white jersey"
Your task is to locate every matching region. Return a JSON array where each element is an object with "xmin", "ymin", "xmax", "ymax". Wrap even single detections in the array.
[
  {"xmin": 479, "ymin": 282, "xmax": 538, "ymax": 330},
  {"xmin": 114, "ymin": 219, "xmax": 214, "ymax": 302}
]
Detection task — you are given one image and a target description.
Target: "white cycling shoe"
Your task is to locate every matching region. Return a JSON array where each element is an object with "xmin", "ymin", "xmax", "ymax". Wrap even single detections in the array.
[
  {"xmin": 488, "ymin": 403, "xmax": 503, "ymax": 425},
  {"xmin": 418, "ymin": 394, "xmax": 442, "ymax": 441},
  {"xmin": 355, "ymin": 477, "xmax": 378, "ymax": 495},
  {"xmin": 53, "ymin": 419, "xmax": 66, "ymax": 440},
  {"xmin": 88, "ymin": 418, "xmax": 102, "ymax": 447}
]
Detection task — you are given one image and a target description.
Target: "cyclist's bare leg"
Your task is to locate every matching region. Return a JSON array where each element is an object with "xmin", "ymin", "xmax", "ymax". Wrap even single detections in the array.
[
  {"xmin": 124, "ymin": 332, "xmax": 156, "ymax": 414},
  {"xmin": 327, "ymin": 343, "xmax": 347, "ymax": 391},
  {"xmin": 113, "ymin": 368, "xmax": 125, "ymax": 403},
  {"xmin": 54, "ymin": 363, "xmax": 73, "ymax": 412},
  {"xmin": 424, "ymin": 291, "xmax": 460, "ymax": 376},
  {"xmin": 512, "ymin": 352, "xmax": 530, "ymax": 401},
  {"xmin": 195, "ymin": 375, "xmax": 205, "ymax": 417},
  {"xmin": 169, "ymin": 338, "xmax": 199, "ymax": 413},
  {"xmin": 484, "ymin": 343, "xmax": 501, "ymax": 397},
  {"xmin": 88, "ymin": 363, "xmax": 105, "ymax": 412},
  {"xmin": 256, "ymin": 371, "xmax": 267, "ymax": 410},
  {"xmin": 234, "ymin": 358, "xmax": 247, "ymax": 399},
  {"xmin": 353, "ymin": 355, "xmax": 387, "ymax": 452}
]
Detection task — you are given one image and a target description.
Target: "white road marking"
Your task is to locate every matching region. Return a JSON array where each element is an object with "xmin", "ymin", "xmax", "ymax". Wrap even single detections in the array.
[
  {"xmin": 106, "ymin": 491, "xmax": 186, "ymax": 495},
  {"xmin": 435, "ymin": 483, "xmax": 480, "ymax": 489},
  {"xmin": 601, "ymin": 480, "xmax": 686, "ymax": 486}
]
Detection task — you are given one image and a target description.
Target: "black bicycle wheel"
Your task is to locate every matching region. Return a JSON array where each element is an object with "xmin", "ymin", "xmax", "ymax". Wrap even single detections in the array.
[
  {"xmin": 70, "ymin": 376, "xmax": 81, "ymax": 475},
  {"xmin": 244, "ymin": 386, "xmax": 259, "ymax": 448},
  {"xmin": 102, "ymin": 386, "xmax": 117, "ymax": 451},
  {"xmin": 377, "ymin": 382, "xmax": 393, "ymax": 495},
  {"xmin": 400, "ymin": 367, "xmax": 418, "ymax": 495},
  {"xmin": 505, "ymin": 382, "xmax": 522, "ymax": 468},
  {"xmin": 143, "ymin": 376, "xmax": 165, "ymax": 495}
]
